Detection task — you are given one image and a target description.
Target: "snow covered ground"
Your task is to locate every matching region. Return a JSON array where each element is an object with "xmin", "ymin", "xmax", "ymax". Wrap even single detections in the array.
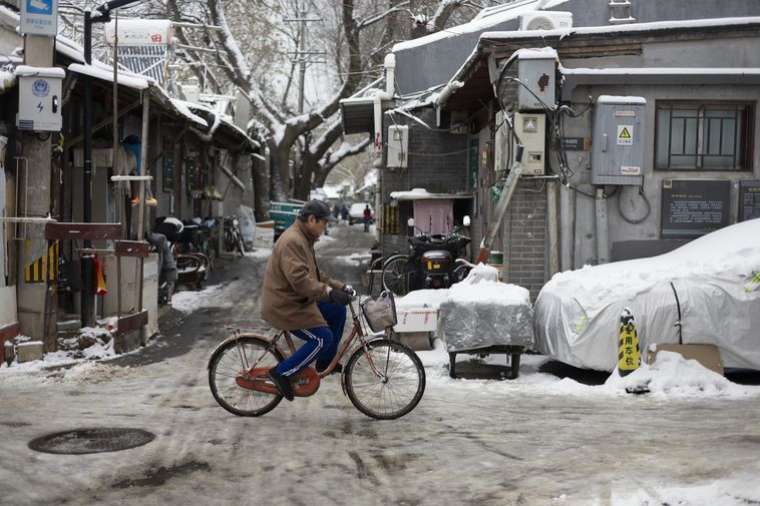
[
  {"xmin": 2, "ymin": 225, "xmax": 759, "ymax": 505},
  {"xmin": 417, "ymin": 340, "xmax": 760, "ymax": 401}
]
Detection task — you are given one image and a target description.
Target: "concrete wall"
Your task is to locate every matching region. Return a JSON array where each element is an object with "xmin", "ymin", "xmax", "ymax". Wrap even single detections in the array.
[
  {"xmin": 554, "ymin": 34, "xmax": 760, "ymax": 268},
  {"xmin": 560, "ymin": 82, "xmax": 760, "ymax": 269},
  {"xmin": 0, "ymin": 285, "xmax": 16, "ymax": 327}
]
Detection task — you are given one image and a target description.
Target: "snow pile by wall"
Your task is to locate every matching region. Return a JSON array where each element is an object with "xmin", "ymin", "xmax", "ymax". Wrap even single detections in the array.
[{"xmin": 603, "ymin": 351, "xmax": 752, "ymax": 399}]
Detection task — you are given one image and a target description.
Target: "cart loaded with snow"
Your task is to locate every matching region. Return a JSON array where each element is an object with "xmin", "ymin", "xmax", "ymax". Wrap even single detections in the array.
[{"xmin": 393, "ymin": 264, "xmax": 534, "ymax": 379}]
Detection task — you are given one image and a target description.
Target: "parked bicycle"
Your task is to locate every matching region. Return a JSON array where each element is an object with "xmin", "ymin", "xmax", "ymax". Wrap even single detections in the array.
[{"xmin": 207, "ymin": 291, "xmax": 426, "ymax": 419}]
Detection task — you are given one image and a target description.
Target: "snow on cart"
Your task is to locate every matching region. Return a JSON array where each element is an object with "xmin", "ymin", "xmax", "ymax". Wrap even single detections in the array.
[{"xmin": 393, "ymin": 264, "xmax": 535, "ymax": 379}]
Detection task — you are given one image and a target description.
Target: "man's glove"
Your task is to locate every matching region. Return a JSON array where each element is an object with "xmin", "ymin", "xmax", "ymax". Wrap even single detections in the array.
[
  {"xmin": 329, "ymin": 287, "xmax": 351, "ymax": 306},
  {"xmin": 343, "ymin": 284, "xmax": 356, "ymax": 297}
]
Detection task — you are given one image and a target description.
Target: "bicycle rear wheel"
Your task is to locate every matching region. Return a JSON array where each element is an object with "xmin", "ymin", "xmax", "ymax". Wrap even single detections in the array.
[
  {"xmin": 208, "ymin": 335, "xmax": 283, "ymax": 417},
  {"xmin": 345, "ymin": 338, "xmax": 425, "ymax": 420},
  {"xmin": 382, "ymin": 255, "xmax": 410, "ymax": 296}
]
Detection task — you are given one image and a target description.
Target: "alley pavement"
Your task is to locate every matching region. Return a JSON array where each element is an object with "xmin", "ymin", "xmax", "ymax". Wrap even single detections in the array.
[{"xmin": 1, "ymin": 223, "xmax": 759, "ymax": 505}]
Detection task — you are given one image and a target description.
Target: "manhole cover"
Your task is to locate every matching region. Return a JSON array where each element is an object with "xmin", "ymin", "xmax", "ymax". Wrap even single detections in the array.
[{"xmin": 29, "ymin": 428, "xmax": 156, "ymax": 455}]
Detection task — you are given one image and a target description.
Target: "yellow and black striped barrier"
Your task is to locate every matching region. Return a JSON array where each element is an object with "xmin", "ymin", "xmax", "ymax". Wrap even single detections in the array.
[
  {"xmin": 618, "ymin": 308, "xmax": 641, "ymax": 377},
  {"xmin": 24, "ymin": 241, "xmax": 59, "ymax": 283}
]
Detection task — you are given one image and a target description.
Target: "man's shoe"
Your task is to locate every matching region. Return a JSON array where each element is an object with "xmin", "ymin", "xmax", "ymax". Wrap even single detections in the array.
[
  {"xmin": 316, "ymin": 363, "xmax": 342, "ymax": 376},
  {"xmin": 267, "ymin": 368, "xmax": 294, "ymax": 401}
]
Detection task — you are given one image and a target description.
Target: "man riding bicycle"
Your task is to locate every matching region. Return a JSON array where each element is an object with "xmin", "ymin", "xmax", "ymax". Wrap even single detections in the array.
[{"xmin": 261, "ymin": 199, "xmax": 354, "ymax": 401}]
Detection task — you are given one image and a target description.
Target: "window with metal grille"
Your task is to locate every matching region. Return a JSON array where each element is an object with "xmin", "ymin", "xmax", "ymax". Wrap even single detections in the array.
[{"xmin": 655, "ymin": 101, "xmax": 754, "ymax": 171}]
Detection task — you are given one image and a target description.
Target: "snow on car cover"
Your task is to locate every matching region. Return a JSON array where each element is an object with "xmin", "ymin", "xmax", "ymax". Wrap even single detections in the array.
[{"xmin": 535, "ymin": 218, "xmax": 760, "ymax": 371}]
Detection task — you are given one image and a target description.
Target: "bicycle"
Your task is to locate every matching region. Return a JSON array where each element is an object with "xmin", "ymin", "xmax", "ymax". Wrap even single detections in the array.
[{"xmin": 207, "ymin": 293, "xmax": 426, "ymax": 420}]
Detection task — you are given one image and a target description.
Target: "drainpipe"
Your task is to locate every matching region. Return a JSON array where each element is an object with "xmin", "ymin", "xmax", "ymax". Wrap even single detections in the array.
[{"xmin": 372, "ymin": 54, "xmax": 395, "ymax": 163}]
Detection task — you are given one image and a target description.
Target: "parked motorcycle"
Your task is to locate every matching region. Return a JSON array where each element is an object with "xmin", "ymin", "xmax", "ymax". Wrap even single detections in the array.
[
  {"xmin": 381, "ymin": 217, "xmax": 472, "ymax": 296},
  {"xmin": 154, "ymin": 216, "xmax": 209, "ymax": 292}
]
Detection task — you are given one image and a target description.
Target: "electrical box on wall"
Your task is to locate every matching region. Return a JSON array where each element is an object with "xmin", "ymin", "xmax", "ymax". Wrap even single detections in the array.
[
  {"xmin": 15, "ymin": 66, "xmax": 64, "ymax": 132},
  {"xmin": 387, "ymin": 125, "xmax": 408, "ymax": 169},
  {"xmin": 592, "ymin": 96, "xmax": 645, "ymax": 185},
  {"xmin": 516, "ymin": 50, "xmax": 556, "ymax": 112},
  {"xmin": 514, "ymin": 112, "xmax": 546, "ymax": 175}
]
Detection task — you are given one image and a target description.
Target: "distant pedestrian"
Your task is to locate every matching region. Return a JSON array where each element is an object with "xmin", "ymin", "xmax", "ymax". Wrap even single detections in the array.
[
  {"xmin": 340, "ymin": 204, "xmax": 349, "ymax": 222},
  {"xmin": 363, "ymin": 205, "xmax": 372, "ymax": 233}
]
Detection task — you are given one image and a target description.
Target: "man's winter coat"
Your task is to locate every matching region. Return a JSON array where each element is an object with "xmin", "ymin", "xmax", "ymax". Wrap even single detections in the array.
[{"xmin": 261, "ymin": 220, "xmax": 343, "ymax": 330}]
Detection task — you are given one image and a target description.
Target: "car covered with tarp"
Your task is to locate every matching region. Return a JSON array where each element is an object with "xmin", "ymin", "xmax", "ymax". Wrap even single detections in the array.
[{"xmin": 534, "ymin": 218, "xmax": 760, "ymax": 371}]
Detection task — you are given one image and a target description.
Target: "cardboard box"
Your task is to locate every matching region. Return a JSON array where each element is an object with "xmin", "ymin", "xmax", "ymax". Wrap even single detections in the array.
[{"xmin": 647, "ymin": 343, "xmax": 724, "ymax": 376}]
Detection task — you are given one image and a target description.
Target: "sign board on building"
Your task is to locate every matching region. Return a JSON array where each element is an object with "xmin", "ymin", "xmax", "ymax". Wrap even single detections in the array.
[
  {"xmin": 661, "ymin": 179, "xmax": 730, "ymax": 238},
  {"xmin": 739, "ymin": 180, "xmax": 760, "ymax": 222},
  {"xmin": 616, "ymin": 125, "xmax": 633, "ymax": 145},
  {"xmin": 560, "ymin": 137, "xmax": 589, "ymax": 151},
  {"xmin": 104, "ymin": 19, "xmax": 173, "ymax": 46},
  {"xmin": 20, "ymin": 0, "xmax": 58, "ymax": 36}
]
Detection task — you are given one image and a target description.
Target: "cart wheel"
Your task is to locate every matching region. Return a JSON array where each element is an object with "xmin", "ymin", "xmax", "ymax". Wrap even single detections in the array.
[
  {"xmin": 449, "ymin": 352, "xmax": 457, "ymax": 379},
  {"xmin": 508, "ymin": 352, "xmax": 521, "ymax": 380}
]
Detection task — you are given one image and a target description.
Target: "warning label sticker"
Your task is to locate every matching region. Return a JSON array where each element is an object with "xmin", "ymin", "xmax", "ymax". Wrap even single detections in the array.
[{"xmin": 617, "ymin": 125, "xmax": 634, "ymax": 145}]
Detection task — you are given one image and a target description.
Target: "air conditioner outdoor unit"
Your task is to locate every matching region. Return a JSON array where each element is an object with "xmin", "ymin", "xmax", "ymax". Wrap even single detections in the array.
[{"xmin": 519, "ymin": 11, "xmax": 573, "ymax": 31}]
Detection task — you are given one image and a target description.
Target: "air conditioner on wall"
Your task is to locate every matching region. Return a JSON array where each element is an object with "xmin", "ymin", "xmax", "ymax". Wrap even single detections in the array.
[{"xmin": 519, "ymin": 11, "xmax": 573, "ymax": 31}]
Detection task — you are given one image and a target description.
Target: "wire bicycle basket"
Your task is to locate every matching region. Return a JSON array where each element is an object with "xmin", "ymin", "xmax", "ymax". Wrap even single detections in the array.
[{"xmin": 360, "ymin": 290, "xmax": 397, "ymax": 333}]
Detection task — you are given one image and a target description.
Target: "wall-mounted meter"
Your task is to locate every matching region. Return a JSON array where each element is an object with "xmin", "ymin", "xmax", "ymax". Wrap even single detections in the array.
[
  {"xmin": 514, "ymin": 112, "xmax": 546, "ymax": 175},
  {"xmin": 15, "ymin": 66, "xmax": 64, "ymax": 132},
  {"xmin": 516, "ymin": 48, "xmax": 557, "ymax": 111},
  {"xmin": 591, "ymin": 95, "xmax": 645, "ymax": 186},
  {"xmin": 387, "ymin": 125, "xmax": 409, "ymax": 169}
]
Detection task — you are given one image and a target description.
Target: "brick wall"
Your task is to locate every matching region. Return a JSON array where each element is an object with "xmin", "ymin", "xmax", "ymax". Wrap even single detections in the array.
[
  {"xmin": 380, "ymin": 107, "xmax": 469, "ymax": 257},
  {"xmin": 501, "ymin": 180, "xmax": 548, "ymax": 301}
]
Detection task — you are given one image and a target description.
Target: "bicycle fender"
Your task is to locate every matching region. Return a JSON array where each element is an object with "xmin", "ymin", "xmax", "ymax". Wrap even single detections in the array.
[
  {"xmin": 339, "ymin": 335, "xmax": 393, "ymax": 396},
  {"xmin": 206, "ymin": 332, "xmax": 277, "ymax": 370}
]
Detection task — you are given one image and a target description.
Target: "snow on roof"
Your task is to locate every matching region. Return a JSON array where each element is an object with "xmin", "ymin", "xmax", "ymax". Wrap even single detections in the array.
[
  {"xmin": 68, "ymin": 63, "xmax": 150, "ymax": 90},
  {"xmin": 393, "ymin": 0, "xmax": 570, "ymax": 52},
  {"xmin": 169, "ymin": 98, "xmax": 208, "ymax": 127},
  {"xmin": 511, "ymin": 47, "xmax": 558, "ymax": 60},
  {"xmin": 15, "ymin": 66, "xmax": 65, "ymax": 79},
  {"xmin": 177, "ymin": 99, "xmax": 259, "ymax": 148},
  {"xmin": 597, "ymin": 95, "xmax": 646, "ymax": 105},
  {"xmin": 390, "ymin": 188, "xmax": 471, "ymax": 200},
  {"xmin": 480, "ymin": 16, "xmax": 760, "ymax": 41},
  {"xmin": 561, "ymin": 66, "xmax": 760, "ymax": 76}
]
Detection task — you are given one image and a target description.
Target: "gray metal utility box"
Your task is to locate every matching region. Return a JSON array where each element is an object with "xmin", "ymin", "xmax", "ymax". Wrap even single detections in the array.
[
  {"xmin": 516, "ymin": 50, "xmax": 556, "ymax": 112},
  {"xmin": 592, "ymin": 95, "xmax": 646, "ymax": 186}
]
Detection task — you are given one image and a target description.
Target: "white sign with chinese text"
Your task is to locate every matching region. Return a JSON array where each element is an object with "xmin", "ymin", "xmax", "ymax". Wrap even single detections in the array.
[{"xmin": 20, "ymin": 0, "xmax": 58, "ymax": 37}]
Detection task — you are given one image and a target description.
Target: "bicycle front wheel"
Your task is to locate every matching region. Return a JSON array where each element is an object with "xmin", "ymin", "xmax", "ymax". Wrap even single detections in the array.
[
  {"xmin": 345, "ymin": 339, "xmax": 425, "ymax": 420},
  {"xmin": 208, "ymin": 335, "xmax": 283, "ymax": 417}
]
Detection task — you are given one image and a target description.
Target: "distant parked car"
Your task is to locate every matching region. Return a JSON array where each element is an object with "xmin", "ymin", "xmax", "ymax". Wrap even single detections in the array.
[
  {"xmin": 348, "ymin": 203, "xmax": 373, "ymax": 225},
  {"xmin": 534, "ymin": 218, "xmax": 760, "ymax": 372}
]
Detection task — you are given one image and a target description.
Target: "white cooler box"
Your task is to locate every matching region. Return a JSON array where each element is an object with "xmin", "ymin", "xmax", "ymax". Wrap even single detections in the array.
[{"xmin": 393, "ymin": 307, "xmax": 438, "ymax": 350}]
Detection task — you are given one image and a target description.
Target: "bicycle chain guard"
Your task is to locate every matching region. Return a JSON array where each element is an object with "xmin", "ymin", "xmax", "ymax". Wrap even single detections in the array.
[{"xmin": 236, "ymin": 367, "xmax": 321, "ymax": 397}]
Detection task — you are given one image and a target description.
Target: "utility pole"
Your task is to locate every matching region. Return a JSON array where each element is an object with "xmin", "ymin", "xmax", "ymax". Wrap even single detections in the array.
[
  {"xmin": 284, "ymin": 1, "xmax": 324, "ymax": 114},
  {"xmin": 18, "ymin": 29, "xmax": 56, "ymax": 348}
]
